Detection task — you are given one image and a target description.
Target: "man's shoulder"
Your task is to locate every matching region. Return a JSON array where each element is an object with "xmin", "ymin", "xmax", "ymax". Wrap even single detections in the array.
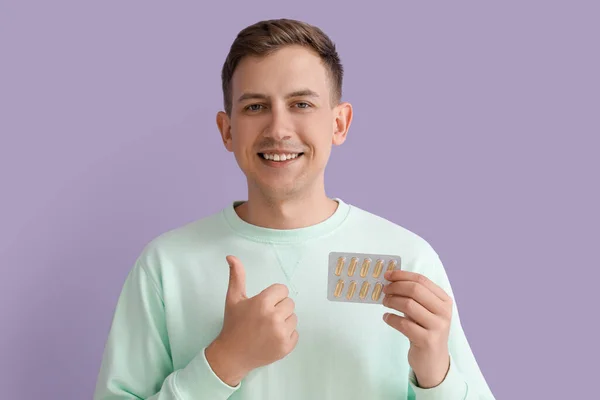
[
  {"xmin": 136, "ymin": 206, "xmax": 229, "ymax": 262},
  {"xmin": 346, "ymin": 202, "xmax": 438, "ymax": 256}
]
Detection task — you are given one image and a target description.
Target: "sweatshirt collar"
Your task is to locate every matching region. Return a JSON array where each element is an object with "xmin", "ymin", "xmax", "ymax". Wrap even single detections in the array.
[{"xmin": 222, "ymin": 198, "xmax": 351, "ymax": 243}]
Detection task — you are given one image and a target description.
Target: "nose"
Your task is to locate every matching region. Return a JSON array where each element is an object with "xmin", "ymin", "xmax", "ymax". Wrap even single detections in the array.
[{"xmin": 262, "ymin": 105, "xmax": 292, "ymax": 141}]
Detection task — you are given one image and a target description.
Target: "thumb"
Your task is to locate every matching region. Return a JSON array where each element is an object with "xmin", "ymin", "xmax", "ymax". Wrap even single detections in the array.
[{"xmin": 225, "ymin": 255, "xmax": 246, "ymax": 303}]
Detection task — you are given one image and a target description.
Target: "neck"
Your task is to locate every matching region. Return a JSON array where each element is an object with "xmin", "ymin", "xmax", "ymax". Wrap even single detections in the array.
[{"xmin": 235, "ymin": 185, "xmax": 339, "ymax": 230}]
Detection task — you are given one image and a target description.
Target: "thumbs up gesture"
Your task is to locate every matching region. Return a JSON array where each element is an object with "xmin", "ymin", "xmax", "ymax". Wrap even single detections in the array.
[{"xmin": 205, "ymin": 255, "xmax": 299, "ymax": 386}]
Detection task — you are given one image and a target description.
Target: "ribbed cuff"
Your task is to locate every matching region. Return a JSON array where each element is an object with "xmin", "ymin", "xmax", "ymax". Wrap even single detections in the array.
[
  {"xmin": 409, "ymin": 355, "xmax": 468, "ymax": 400},
  {"xmin": 174, "ymin": 347, "xmax": 241, "ymax": 400}
]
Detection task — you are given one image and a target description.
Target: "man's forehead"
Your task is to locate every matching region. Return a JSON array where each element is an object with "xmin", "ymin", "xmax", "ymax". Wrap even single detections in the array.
[
  {"xmin": 232, "ymin": 66, "xmax": 329, "ymax": 100},
  {"xmin": 236, "ymin": 88, "xmax": 321, "ymax": 103},
  {"xmin": 234, "ymin": 47, "xmax": 327, "ymax": 81}
]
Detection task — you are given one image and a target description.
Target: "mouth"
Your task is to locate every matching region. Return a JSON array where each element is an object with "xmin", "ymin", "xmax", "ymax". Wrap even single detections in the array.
[{"xmin": 257, "ymin": 152, "xmax": 304, "ymax": 167}]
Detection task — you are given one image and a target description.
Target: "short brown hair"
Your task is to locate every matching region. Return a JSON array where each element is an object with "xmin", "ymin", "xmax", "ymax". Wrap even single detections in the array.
[{"xmin": 220, "ymin": 18, "xmax": 344, "ymax": 115}]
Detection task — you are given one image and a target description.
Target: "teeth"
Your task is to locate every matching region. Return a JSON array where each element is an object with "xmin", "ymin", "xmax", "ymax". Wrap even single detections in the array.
[{"xmin": 261, "ymin": 153, "xmax": 300, "ymax": 161}]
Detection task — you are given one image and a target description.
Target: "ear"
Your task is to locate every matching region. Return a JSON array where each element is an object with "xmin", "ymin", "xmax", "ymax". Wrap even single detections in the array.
[
  {"xmin": 216, "ymin": 111, "xmax": 234, "ymax": 152},
  {"xmin": 332, "ymin": 101, "xmax": 353, "ymax": 146}
]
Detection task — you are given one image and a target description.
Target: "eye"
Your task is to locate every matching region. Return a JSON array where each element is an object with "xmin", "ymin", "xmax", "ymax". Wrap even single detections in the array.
[
  {"xmin": 245, "ymin": 104, "xmax": 265, "ymax": 112},
  {"xmin": 294, "ymin": 102, "xmax": 311, "ymax": 109}
]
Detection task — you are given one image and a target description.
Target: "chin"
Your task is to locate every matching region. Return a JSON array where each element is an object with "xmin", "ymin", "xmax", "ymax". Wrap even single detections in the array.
[{"xmin": 255, "ymin": 180, "xmax": 303, "ymax": 198}]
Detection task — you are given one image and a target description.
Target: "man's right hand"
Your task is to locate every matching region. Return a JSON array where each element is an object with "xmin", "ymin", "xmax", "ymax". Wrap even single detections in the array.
[{"xmin": 205, "ymin": 255, "xmax": 299, "ymax": 386}]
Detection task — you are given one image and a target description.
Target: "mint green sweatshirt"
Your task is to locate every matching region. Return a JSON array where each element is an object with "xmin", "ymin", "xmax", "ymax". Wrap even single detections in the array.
[{"xmin": 94, "ymin": 198, "xmax": 495, "ymax": 399}]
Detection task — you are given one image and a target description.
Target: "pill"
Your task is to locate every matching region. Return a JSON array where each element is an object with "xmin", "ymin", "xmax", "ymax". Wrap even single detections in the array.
[
  {"xmin": 360, "ymin": 258, "xmax": 372, "ymax": 278},
  {"xmin": 372, "ymin": 259, "xmax": 384, "ymax": 278},
  {"xmin": 335, "ymin": 257, "xmax": 346, "ymax": 276},
  {"xmin": 346, "ymin": 280, "xmax": 357, "ymax": 299},
  {"xmin": 347, "ymin": 257, "xmax": 359, "ymax": 276},
  {"xmin": 334, "ymin": 279, "xmax": 345, "ymax": 297},
  {"xmin": 387, "ymin": 259, "xmax": 397, "ymax": 272},
  {"xmin": 359, "ymin": 281, "xmax": 370, "ymax": 299},
  {"xmin": 372, "ymin": 282, "xmax": 383, "ymax": 301}
]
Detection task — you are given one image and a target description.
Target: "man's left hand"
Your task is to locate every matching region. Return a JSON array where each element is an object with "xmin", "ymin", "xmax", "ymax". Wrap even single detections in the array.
[{"xmin": 382, "ymin": 270, "xmax": 453, "ymax": 388}]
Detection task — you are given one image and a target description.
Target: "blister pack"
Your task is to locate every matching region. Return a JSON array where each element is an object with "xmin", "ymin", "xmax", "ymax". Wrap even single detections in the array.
[{"xmin": 327, "ymin": 252, "xmax": 402, "ymax": 304}]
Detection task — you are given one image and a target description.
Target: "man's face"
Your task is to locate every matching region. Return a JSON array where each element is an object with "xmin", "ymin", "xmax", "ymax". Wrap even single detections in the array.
[{"xmin": 217, "ymin": 45, "xmax": 352, "ymax": 200}]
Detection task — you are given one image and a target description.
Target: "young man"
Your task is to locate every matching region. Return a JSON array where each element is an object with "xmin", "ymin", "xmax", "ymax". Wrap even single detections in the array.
[{"xmin": 94, "ymin": 18, "xmax": 496, "ymax": 400}]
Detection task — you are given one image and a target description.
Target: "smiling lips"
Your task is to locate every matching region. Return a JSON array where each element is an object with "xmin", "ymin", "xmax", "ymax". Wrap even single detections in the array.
[
  {"xmin": 258, "ymin": 152, "xmax": 304, "ymax": 167},
  {"xmin": 260, "ymin": 153, "xmax": 302, "ymax": 161}
]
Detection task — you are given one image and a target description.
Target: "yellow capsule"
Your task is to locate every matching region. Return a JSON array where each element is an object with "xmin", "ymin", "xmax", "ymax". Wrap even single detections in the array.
[
  {"xmin": 346, "ymin": 280, "xmax": 357, "ymax": 300},
  {"xmin": 334, "ymin": 257, "xmax": 346, "ymax": 276},
  {"xmin": 359, "ymin": 258, "xmax": 371, "ymax": 278},
  {"xmin": 387, "ymin": 259, "xmax": 398, "ymax": 273},
  {"xmin": 347, "ymin": 257, "xmax": 359, "ymax": 276},
  {"xmin": 334, "ymin": 279, "xmax": 345, "ymax": 297},
  {"xmin": 372, "ymin": 259, "xmax": 385, "ymax": 278},
  {"xmin": 372, "ymin": 282, "xmax": 383, "ymax": 301},
  {"xmin": 359, "ymin": 281, "xmax": 370, "ymax": 299}
]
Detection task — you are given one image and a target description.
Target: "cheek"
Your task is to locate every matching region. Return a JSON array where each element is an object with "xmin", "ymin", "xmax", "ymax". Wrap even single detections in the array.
[
  {"xmin": 302, "ymin": 115, "xmax": 335, "ymax": 144},
  {"xmin": 231, "ymin": 122, "xmax": 255, "ymax": 153},
  {"xmin": 314, "ymin": 120, "xmax": 336, "ymax": 148}
]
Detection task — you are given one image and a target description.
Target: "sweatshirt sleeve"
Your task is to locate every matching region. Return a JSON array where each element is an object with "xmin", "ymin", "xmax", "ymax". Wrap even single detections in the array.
[
  {"xmin": 406, "ymin": 244, "xmax": 496, "ymax": 400},
  {"xmin": 93, "ymin": 258, "xmax": 240, "ymax": 400}
]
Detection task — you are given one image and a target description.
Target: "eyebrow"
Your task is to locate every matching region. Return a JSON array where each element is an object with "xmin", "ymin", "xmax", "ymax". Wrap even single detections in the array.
[{"xmin": 237, "ymin": 89, "xmax": 320, "ymax": 103}]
